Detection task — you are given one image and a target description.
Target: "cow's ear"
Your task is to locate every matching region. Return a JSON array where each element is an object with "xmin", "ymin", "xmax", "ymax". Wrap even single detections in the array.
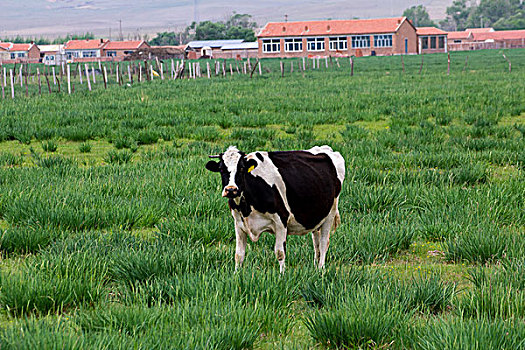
[
  {"xmin": 205, "ymin": 161, "xmax": 220, "ymax": 172},
  {"xmin": 246, "ymin": 159, "xmax": 258, "ymax": 173}
]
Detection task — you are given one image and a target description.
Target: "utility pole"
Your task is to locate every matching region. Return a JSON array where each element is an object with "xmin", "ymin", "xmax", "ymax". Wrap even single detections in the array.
[{"xmin": 119, "ymin": 19, "xmax": 123, "ymax": 41}]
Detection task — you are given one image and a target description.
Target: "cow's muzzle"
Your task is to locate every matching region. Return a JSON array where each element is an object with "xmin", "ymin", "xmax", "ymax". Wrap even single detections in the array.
[{"xmin": 222, "ymin": 186, "xmax": 240, "ymax": 198}]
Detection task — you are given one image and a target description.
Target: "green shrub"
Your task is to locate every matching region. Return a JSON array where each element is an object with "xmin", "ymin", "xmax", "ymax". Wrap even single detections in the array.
[
  {"xmin": 104, "ymin": 149, "xmax": 133, "ymax": 164},
  {"xmin": 78, "ymin": 142, "xmax": 92, "ymax": 153},
  {"xmin": 41, "ymin": 140, "xmax": 58, "ymax": 152}
]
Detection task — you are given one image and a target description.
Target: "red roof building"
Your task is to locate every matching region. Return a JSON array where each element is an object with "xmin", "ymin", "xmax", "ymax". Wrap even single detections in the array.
[
  {"xmin": 257, "ymin": 17, "xmax": 418, "ymax": 58},
  {"xmin": 0, "ymin": 42, "xmax": 40, "ymax": 63},
  {"xmin": 103, "ymin": 40, "xmax": 150, "ymax": 60},
  {"xmin": 416, "ymin": 27, "xmax": 448, "ymax": 54},
  {"xmin": 448, "ymin": 28, "xmax": 525, "ymax": 51},
  {"xmin": 64, "ymin": 39, "xmax": 108, "ymax": 61}
]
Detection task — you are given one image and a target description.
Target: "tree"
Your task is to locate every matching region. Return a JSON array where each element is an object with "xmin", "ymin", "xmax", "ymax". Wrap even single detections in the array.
[
  {"xmin": 403, "ymin": 5, "xmax": 436, "ymax": 27},
  {"xmin": 440, "ymin": 0, "xmax": 472, "ymax": 31}
]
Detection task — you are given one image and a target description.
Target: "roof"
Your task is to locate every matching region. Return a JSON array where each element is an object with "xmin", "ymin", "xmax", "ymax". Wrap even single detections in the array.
[
  {"xmin": 104, "ymin": 40, "xmax": 147, "ymax": 50},
  {"xmin": 0, "ymin": 42, "xmax": 35, "ymax": 52},
  {"xmin": 38, "ymin": 44, "xmax": 63, "ymax": 53},
  {"xmin": 447, "ymin": 31, "xmax": 471, "ymax": 40},
  {"xmin": 466, "ymin": 28, "xmax": 495, "ymax": 33},
  {"xmin": 186, "ymin": 39, "xmax": 244, "ymax": 49},
  {"xmin": 258, "ymin": 17, "xmax": 409, "ymax": 37},
  {"xmin": 65, "ymin": 39, "xmax": 108, "ymax": 50},
  {"xmin": 220, "ymin": 42, "xmax": 259, "ymax": 50},
  {"xmin": 473, "ymin": 30, "xmax": 525, "ymax": 41},
  {"xmin": 417, "ymin": 27, "xmax": 447, "ymax": 36}
]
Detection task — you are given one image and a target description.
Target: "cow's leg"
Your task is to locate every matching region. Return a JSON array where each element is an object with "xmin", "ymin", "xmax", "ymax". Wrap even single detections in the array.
[
  {"xmin": 318, "ymin": 218, "xmax": 333, "ymax": 269},
  {"xmin": 274, "ymin": 227, "xmax": 287, "ymax": 273},
  {"xmin": 235, "ymin": 226, "xmax": 247, "ymax": 271},
  {"xmin": 312, "ymin": 229, "xmax": 321, "ymax": 266}
]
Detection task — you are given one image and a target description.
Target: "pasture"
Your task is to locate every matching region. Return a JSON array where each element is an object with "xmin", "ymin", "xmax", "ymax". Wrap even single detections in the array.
[{"xmin": 0, "ymin": 49, "xmax": 524, "ymax": 349}]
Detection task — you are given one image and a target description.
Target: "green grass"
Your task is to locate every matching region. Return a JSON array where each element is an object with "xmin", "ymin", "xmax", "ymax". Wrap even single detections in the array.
[{"xmin": 0, "ymin": 50, "xmax": 524, "ymax": 348}]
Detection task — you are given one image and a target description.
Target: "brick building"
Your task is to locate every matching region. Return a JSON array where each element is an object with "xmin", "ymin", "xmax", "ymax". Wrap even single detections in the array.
[
  {"xmin": 0, "ymin": 42, "xmax": 40, "ymax": 63},
  {"xmin": 416, "ymin": 27, "xmax": 448, "ymax": 54},
  {"xmin": 64, "ymin": 39, "xmax": 109, "ymax": 61},
  {"xmin": 103, "ymin": 40, "xmax": 150, "ymax": 60},
  {"xmin": 257, "ymin": 17, "xmax": 418, "ymax": 58}
]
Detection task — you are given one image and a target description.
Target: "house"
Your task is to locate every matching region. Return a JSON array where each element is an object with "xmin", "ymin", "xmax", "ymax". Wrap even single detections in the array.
[
  {"xmin": 64, "ymin": 39, "xmax": 108, "ymax": 62},
  {"xmin": 103, "ymin": 40, "xmax": 150, "ymax": 60},
  {"xmin": 185, "ymin": 39, "xmax": 245, "ymax": 59},
  {"xmin": 0, "ymin": 42, "xmax": 40, "ymax": 63},
  {"xmin": 448, "ymin": 28, "xmax": 525, "ymax": 51},
  {"xmin": 38, "ymin": 44, "xmax": 66, "ymax": 65},
  {"xmin": 210, "ymin": 42, "xmax": 259, "ymax": 59},
  {"xmin": 257, "ymin": 17, "xmax": 418, "ymax": 58},
  {"xmin": 416, "ymin": 27, "xmax": 448, "ymax": 54}
]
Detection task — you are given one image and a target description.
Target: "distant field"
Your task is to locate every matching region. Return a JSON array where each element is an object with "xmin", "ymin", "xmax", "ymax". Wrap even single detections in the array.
[{"xmin": 0, "ymin": 50, "xmax": 524, "ymax": 349}]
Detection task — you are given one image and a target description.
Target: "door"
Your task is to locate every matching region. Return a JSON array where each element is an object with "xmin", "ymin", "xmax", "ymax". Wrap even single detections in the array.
[{"xmin": 405, "ymin": 38, "xmax": 408, "ymax": 54}]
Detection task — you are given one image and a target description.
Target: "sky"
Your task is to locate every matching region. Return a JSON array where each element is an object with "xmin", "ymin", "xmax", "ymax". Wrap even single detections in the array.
[{"xmin": 0, "ymin": 0, "xmax": 453, "ymax": 38}]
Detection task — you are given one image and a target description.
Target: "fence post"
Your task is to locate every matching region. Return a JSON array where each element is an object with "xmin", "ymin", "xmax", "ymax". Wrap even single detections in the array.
[
  {"xmin": 160, "ymin": 63, "xmax": 164, "ymax": 80},
  {"xmin": 103, "ymin": 66, "xmax": 108, "ymax": 89},
  {"xmin": 447, "ymin": 52, "xmax": 451, "ymax": 75},
  {"xmin": 78, "ymin": 64, "xmax": 83, "ymax": 84},
  {"xmin": 37, "ymin": 68, "xmax": 42, "ymax": 96},
  {"xmin": 1, "ymin": 67, "xmax": 4, "ymax": 99},
  {"xmin": 258, "ymin": 61, "xmax": 262, "ymax": 75},
  {"xmin": 52, "ymin": 67, "xmax": 57, "ymax": 85},
  {"xmin": 290, "ymin": 61, "xmax": 293, "ymax": 73},
  {"xmin": 128, "ymin": 65, "xmax": 132, "ymax": 84},
  {"xmin": 419, "ymin": 54, "xmax": 424, "ymax": 75},
  {"xmin": 44, "ymin": 69, "xmax": 51, "ymax": 94},
  {"xmin": 92, "ymin": 65, "xmax": 96, "ymax": 84},
  {"xmin": 24, "ymin": 66, "xmax": 28, "ymax": 97},
  {"xmin": 302, "ymin": 57, "xmax": 306, "ymax": 71},
  {"xmin": 350, "ymin": 57, "xmax": 354, "ymax": 76},
  {"xmin": 67, "ymin": 64, "xmax": 71, "ymax": 94},
  {"xmin": 85, "ymin": 64, "xmax": 92, "ymax": 91},
  {"xmin": 502, "ymin": 53, "xmax": 511, "ymax": 73},
  {"xmin": 325, "ymin": 57, "xmax": 328, "ymax": 68},
  {"xmin": 280, "ymin": 61, "xmax": 284, "ymax": 77},
  {"xmin": 10, "ymin": 69, "xmax": 15, "ymax": 99},
  {"xmin": 19, "ymin": 65, "xmax": 23, "ymax": 87}
]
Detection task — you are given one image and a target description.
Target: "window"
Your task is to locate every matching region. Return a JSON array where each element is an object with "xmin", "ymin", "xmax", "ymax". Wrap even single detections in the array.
[
  {"xmin": 262, "ymin": 39, "xmax": 280, "ymax": 53},
  {"xmin": 307, "ymin": 37, "xmax": 325, "ymax": 51},
  {"xmin": 284, "ymin": 38, "xmax": 303, "ymax": 52},
  {"xmin": 430, "ymin": 36, "xmax": 436, "ymax": 49},
  {"xmin": 374, "ymin": 34, "xmax": 392, "ymax": 47},
  {"xmin": 453, "ymin": 39, "xmax": 462, "ymax": 43},
  {"xmin": 67, "ymin": 51, "xmax": 80, "ymax": 59},
  {"xmin": 329, "ymin": 36, "xmax": 348, "ymax": 51},
  {"xmin": 438, "ymin": 36, "xmax": 445, "ymax": 49},
  {"xmin": 351, "ymin": 35, "xmax": 370, "ymax": 48},
  {"xmin": 422, "ymin": 37, "xmax": 428, "ymax": 49},
  {"xmin": 10, "ymin": 53, "xmax": 15, "ymax": 59},
  {"xmin": 106, "ymin": 51, "xmax": 117, "ymax": 57},
  {"xmin": 17, "ymin": 53, "xmax": 25, "ymax": 58},
  {"xmin": 124, "ymin": 50, "xmax": 134, "ymax": 55},
  {"xmin": 82, "ymin": 50, "xmax": 97, "ymax": 58}
]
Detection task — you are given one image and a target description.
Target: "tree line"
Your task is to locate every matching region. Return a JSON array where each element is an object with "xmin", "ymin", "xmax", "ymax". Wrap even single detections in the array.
[
  {"xmin": 0, "ymin": 33, "xmax": 95, "ymax": 45},
  {"xmin": 404, "ymin": 0, "xmax": 525, "ymax": 31}
]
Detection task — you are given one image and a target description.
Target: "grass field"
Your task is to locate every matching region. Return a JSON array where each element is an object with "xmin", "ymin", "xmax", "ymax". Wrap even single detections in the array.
[{"xmin": 0, "ymin": 49, "xmax": 524, "ymax": 349}]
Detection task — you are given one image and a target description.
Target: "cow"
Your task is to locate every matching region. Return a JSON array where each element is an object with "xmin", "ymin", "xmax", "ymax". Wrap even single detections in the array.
[{"xmin": 205, "ymin": 145, "xmax": 345, "ymax": 272}]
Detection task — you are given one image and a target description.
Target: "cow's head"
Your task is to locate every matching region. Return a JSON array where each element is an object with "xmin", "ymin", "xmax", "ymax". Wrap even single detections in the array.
[{"xmin": 205, "ymin": 146, "xmax": 257, "ymax": 199}]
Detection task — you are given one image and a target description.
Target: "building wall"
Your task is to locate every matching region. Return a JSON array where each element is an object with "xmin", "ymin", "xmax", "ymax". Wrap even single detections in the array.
[
  {"xmin": 212, "ymin": 49, "xmax": 259, "ymax": 59},
  {"xmin": 104, "ymin": 42, "xmax": 150, "ymax": 61},
  {"xmin": 418, "ymin": 35, "xmax": 448, "ymax": 54},
  {"xmin": 257, "ymin": 21, "xmax": 418, "ymax": 58},
  {"xmin": 28, "ymin": 45, "xmax": 41, "ymax": 60}
]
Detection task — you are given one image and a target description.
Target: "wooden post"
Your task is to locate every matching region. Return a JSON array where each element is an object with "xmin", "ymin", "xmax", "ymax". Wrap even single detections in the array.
[
  {"xmin": 116, "ymin": 64, "xmax": 120, "ymax": 84},
  {"xmin": 160, "ymin": 63, "xmax": 164, "ymax": 80},
  {"xmin": 302, "ymin": 57, "xmax": 306, "ymax": 71},
  {"xmin": 290, "ymin": 61, "xmax": 294, "ymax": 73},
  {"xmin": 78, "ymin": 64, "xmax": 83, "ymax": 84},
  {"xmin": 10, "ymin": 69, "xmax": 15, "ymax": 99},
  {"xmin": 419, "ymin": 54, "xmax": 424, "ymax": 75},
  {"xmin": 103, "ymin": 66, "xmax": 108, "ymax": 89},
  {"xmin": 62, "ymin": 62, "xmax": 65, "ymax": 76},
  {"xmin": 230, "ymin": 63, "xmax": 233, "ymax": 76},
  {"xmin": 24, "ymin": 66, "xmax": 28, "ymax": 97},
  {"xmin": 247, "ymin": 57, "xmax": 252, "ymax": 71},
  {"xmin": 98, "ymin": 61, "xmax": 102, "ymax": 71},
  {"xmin": 3, "ymin": 67, "xmax": 6, "ymax": 88},
  {"xmin": 171, "ymin": 60, "xmax": 175, "ymax": 79},
  {"xmin": 250, "ymin": 58, "xmax": 260, "ymax": 78},
  {"xmin": 447, "ymin": 52, "xmax": 451, "ymax": 75},
  {"xmin": 243, "ymin": 62, "xmax": 247, "ymax": 75},
  {"xmin": 85, "ymin": 64, "xmax": 92, "ymax": 91},
  {"xmin": 139, "ymin": 65, "xmax": 143, "ymax": 82},
  {"xmin": 350, "ymin": 56, "xmax": 354, "ymax": 76},
  {"xmin": 37, "ymin": 68, "xmax": 42, "ymax": 96},
  {"xmin": 206, "ymin": 62, "xmax": 211, "ymax": 78},
  {"xmin": 401, "ymin": 55, "xmax": 405, "ymax": 74},
  {"xmin": 92, "ymin": 65, "xmax": 96, "ymax": 84},
  {"xmin": 67, "ymin": 64, "xmax": 71, "ymax": 94},
  {"xmin": 222, "ymin": 60, "xmax": 226, "ymax": 76},
  {"xmin": 44, "ymin": 70, "xmax": 51, "ymax": 94},
  {"xmin": 258, "ymin": 61, "xmax": 262, "ymax": 75},
  {"xmin": 280, "ymin": 61, "xmax": 284, "ymax": 77},
  {"xmin": 463, "ymin": 55, "xmax": 469, "ymax": 72},
  {"xmin": 52, "ymin": 67, "xmax": 57, "ymax": 85},
  {"xmin": 325, "ymin": 57, "xmax": 328, "ymax": 68},
  {"xmin": 19, "ymin": 65, "xmax": 23, "ymax": 87},
  {"xmin": 502, "ymin": 53, "xmax": 511, "ymax": 73},
  {"xmin": 128, "ymin": 65, "xmax": 132, "ymax": 83},
  {"xmin": 1, "ymin": 67, "xmax": 4, "ymax": 99},
  {"xmin": 336, "ymin": 58, "xmax": 340, "ymax": 68},
  {"xmin": 150, "ymin": 65, "xmax": 154, "ymax": 80}
]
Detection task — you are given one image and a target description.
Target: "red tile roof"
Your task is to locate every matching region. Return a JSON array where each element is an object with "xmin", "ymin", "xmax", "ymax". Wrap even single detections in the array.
[
  {"xmin": 65, "ymin": 39, "xmax": 108, "ymax": 50},
  {"xmin": 447, "ymin": 31, "xmax": 472, "ymax": 40},
  {"xmin": 0, "ymin": 42, "xmax": 35, "ymax": 52},
  {"xmin": 417, "ymin": 27, "xmax": 447, "ymax": 36},
  {"xmin": 104, "ymin": 40, "xmax": 147, "ymax": 50},
  {"xmin": 0, "ymin": 42, "xmax": 11, "ymax": 50},
  {"xmin": 473, "ymin": 30, "xmax": 525, "ymax": 41},
  {"xmin": 258, "ymin": 17, "xmax": 409, "ymax": 37},
  {"xmin": 466, "ymin": 28, "xmax": 495, "ymax": 33}
]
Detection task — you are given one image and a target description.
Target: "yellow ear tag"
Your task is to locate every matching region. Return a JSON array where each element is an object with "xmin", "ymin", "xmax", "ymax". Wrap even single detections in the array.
[{"xmin": 248, "ymin": 165, "xmax": 255, "ymax": 173}]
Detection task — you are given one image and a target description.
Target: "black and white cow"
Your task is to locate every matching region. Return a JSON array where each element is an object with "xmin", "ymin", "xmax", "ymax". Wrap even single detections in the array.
[{"xmin": 206, "ymin": 145, "xmax": 345, "ymax": 272}]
